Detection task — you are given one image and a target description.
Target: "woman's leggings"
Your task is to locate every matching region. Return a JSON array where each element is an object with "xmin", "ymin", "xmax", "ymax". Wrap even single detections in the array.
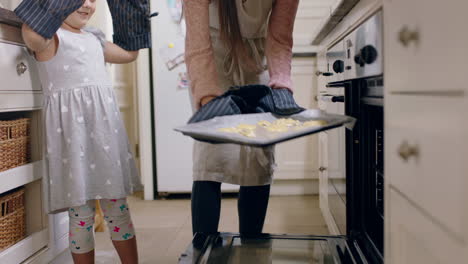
[
  {"xmin": 191, "ymin": 181, "xmax": 271, "ymax": 235},
  {"xmin": 68, "ymin": 198, "xmax": 135, "ymax": 254}
]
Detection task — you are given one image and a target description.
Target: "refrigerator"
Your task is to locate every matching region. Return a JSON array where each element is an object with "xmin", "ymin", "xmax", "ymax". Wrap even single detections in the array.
[{"xmin": 150, "ymin": 0, "xmax": 238, "ymax": 194}]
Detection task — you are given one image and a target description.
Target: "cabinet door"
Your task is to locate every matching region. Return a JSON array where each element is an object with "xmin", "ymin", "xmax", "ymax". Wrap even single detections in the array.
[
  {"xmin": 0, "ymin": 42, "xmax": 42, "ymax": 92},
  {"xmin": 386, "ymin": 95, "xmax": 468, "ymax": 241},
  {"xmin": 52, "ymin": 212, "xmax": 69, "ymax": 242},
  {"xmin": 293, "ymin": 0, "xmax": 332, "ymax": 47},
  {"xmin": 275, "ymin": 58, "xmax": 318, "ymax": 180},
  {"xmin": 384, "ymin": 0, "xmax": 468, "ymax": 94},
  {"xmin": 387, "ymin": 189, "xmax": 465, "ymax": 264},
  {"xmin": 319, "ymin": 132, "xmax": 329, "ymax": 207},
  {"xmin": 0, "ymin": 0, "xmax": 22, "ymax": 10}
]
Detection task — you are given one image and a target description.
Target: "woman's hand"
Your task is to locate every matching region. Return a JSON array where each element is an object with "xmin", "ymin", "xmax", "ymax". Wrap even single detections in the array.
[{"xmin": 200, "ymin": 95, "xmax": 217, "ymax": 106}]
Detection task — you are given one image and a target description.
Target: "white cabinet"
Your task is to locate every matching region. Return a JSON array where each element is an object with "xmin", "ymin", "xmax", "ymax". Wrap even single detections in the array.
[
  {"xmin": 274, "ymin": 58, "xmax": 319, "ymax": 181},
  {"xmin": 0, "ymin": 0, "xmax": 22, "ymax": 11},
  {"xmin": 0, "ymin": 42, "xmax": 41, "ymax": 92},
  {"xmin": 384, "ymin": 0, "xmax": 468, "ymax": 262},
  {"xmin": 0, "ymin": 20, "xmax": 68, "ymax": 264},
  {"xmin": 387, "ymin": 188, "xmax": 465, "ymax": 264},
  {"xmin": 293, "ymin": 0, "xmax": 333, "ymax": 47},
  {"xmin": 386, "ymin": 95, "xmax": 468, "ymax": 240},
  {"xmin": 384, "ymin": 0, "xmax": 468, "ymax": 94}
]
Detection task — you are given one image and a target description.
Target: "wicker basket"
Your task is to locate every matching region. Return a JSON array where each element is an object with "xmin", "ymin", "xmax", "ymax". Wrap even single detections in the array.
[
  {"xmin": 0, "ymin": 118, "xmax": 30, "ymax": 141},
  {"xmin": 0, "ymin": 118, "xmax": 30, "ymax": 172},
  {"xmin": 0, "ymin": 188, "xmax": 26, "ymax": 250}
]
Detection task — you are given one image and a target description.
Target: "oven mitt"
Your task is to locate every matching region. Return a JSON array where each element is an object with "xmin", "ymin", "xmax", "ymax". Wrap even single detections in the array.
[
  {"xmin": 188, "ymin": 85, "xmax": 271, "ymax": 123},
  {"xmin": 188, "ymin": 95, "xmax": 246, "ymax": 123},
  {"xmin": 256, "ymin": 88, "xmax": 305, "ymax": 116},
  {"xmin": 15, "ymin": 0, "xmax": 85, "ymax": 39},
  {"xmin": 226, "ymin": 84, "xmax": 271, "ymax": 112}
]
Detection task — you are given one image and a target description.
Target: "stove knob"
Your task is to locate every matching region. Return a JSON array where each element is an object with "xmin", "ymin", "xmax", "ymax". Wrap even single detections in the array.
[
  {"xmin": 360, "ymin": 45, "xmax": 378, "ymax": 64},
  {"xmin": 332, "ymin": 60, "xmax": 344, "ymax": 73},
  {"xmin": 354, "ymin": 54, "xmax": 365, "ymax": 67}
]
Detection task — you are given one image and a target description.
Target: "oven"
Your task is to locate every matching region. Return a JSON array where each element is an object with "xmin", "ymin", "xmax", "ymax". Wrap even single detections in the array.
[
  {"xmin": 180, "ymin": 11, "xmax": 384, "ymax": 264},
  {"xmin": 324, "ymin": 11, "xmax": 384, "ymax": 263}
]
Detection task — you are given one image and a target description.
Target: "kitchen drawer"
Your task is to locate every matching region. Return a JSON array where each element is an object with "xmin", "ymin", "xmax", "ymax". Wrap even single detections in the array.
[
  {"xmin": 384, "ymin": 0, "xmax": 468, "ymax": 94},
  {"xmin": 387, "ymin": 188, "xmax": 465, "ymax": 264},
  {"xmin": 0, "ymin": 92, "xmax": 43, "ymax": 111},
  {"xmin": 386, "ymin": 95, "xmax": 468, "ymax": 241},
  {"xmin": 0, "ymin": 42, "xmax": 41, "ymax": 92}
]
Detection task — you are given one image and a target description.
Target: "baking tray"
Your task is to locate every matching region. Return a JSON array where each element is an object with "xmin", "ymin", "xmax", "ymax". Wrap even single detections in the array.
[{"xmin": 175, "ymin": 109, "xmax": 355, "ymax": 147}]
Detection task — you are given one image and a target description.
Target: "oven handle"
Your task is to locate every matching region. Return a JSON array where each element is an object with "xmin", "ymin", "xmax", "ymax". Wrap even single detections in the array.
[
  {"xmin": 326, "ymin": 83, "xmax": 346, "ymax": 88},
  {"xmin": 319, "ymin": 95, "xmax": 345, "ymax": 103}
]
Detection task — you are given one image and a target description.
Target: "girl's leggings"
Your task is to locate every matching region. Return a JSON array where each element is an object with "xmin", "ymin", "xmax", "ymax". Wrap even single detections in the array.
[{"xmin": 68, "ymin": 197, "xmax": 135, "ymax": 254}]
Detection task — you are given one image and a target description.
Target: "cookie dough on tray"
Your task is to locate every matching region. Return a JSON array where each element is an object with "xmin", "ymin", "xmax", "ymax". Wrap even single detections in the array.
[{"xmin": 217, "ymin": 118, "xmax": 328, "ymax": 138}]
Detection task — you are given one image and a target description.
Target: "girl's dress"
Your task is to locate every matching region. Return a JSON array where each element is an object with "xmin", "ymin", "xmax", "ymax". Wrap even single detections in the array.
[{"xmin": 37, "ymin": 27, "xmax": 142, "ymax": 213}]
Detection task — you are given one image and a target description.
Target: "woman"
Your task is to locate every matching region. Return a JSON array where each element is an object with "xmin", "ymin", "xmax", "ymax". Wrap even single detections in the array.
[{"xmin": 184, "ymin": 0, "xmax": 300, "ymax": 236}]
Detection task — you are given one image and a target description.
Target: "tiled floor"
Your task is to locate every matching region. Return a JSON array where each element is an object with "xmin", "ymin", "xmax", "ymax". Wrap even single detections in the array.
[{"xmin": 51, "ymin": 194, "xmax": 328, "ymax": 264}]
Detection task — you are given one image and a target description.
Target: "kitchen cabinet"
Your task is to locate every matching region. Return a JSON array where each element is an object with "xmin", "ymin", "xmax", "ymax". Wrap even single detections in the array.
[
  {"xmin": 0, "ymin": 41, "xmax": 42, "ymax": 92},
  {"xmin": 387, "ymin": 188, "xmax": 465, "ymax": 263},
  {"xmin": 384, "ymin": 0, "xmax": 468, "ymax": 262},
  {"xmin": 293, "ymin": 0, "xmax": 333, "ymax": 48},
  {"xmin": 0, "ymin": 0, "xmax": 21, "ymax": 11},
  {"xmin": 0, "ymin": 10, "xmax": 68, "ymax": 264},
  {"xmin": 274, "ymin": 58, "xmax": 319, "ymax": 181},
  {"xmin": 386, "ymin": 95, "xmax": 468, "ymax": 240},
  {"xmin": 318, "ymin": 132, "xmax": 342, "ymax": 235},
  {"xmin": 384, "ymin": 0, "xmax": 468, "ymax": 94}
]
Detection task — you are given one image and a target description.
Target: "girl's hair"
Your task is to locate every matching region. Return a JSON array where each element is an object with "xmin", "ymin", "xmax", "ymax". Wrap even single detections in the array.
[{"xmin": 217, "ymin": 0, "xmax": 258, "ymax": 71}]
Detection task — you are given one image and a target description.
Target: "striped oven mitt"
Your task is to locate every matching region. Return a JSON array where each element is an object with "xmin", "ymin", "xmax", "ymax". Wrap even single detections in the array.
[
  {"xmin": 188, "ymin": 85, "xmax": 271, "ymax": 123},
  {"xmin": 15, "ymin": 0, "xmax": 85, "ymax": 39},
  {"xmin": 256, "ymin": 88, "xmax": 305, "ymax": 116}
]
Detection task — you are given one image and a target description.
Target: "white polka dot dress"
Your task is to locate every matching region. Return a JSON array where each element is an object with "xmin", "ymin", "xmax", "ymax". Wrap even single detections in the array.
[{"xmin": 36, "ymin": 27, "xmax": 142, "ymax": 213}]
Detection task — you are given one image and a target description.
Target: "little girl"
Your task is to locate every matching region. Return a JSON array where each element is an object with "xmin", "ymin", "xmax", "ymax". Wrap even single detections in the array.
[{"xmin": 21, "ymin": 0, "xmax": 142, "ymax": 263}]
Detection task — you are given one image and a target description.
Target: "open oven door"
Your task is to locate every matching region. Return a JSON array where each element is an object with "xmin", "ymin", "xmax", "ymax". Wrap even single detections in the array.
[{"xmin": 179, "ymin": 232, "xmax": 369, "ymax": 264}]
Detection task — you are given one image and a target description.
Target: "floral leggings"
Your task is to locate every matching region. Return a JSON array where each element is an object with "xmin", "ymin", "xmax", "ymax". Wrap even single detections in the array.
[{"xmin": 68, "ymin": 198, "xmax": 135, "ymax": 254}]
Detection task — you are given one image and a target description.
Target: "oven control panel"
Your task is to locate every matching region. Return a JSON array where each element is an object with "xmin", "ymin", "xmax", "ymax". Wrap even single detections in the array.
[
  {"xmin": 325, "ymin": 41, "xmax": 346, "ymax": 83},
  {"xmin": 326, "ymin": 11, "xmax": 383, "ymax": 82}
]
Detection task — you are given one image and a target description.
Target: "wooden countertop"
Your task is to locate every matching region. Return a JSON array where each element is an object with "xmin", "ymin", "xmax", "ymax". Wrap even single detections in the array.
[
  {"xmin": 0, "ymin": 8, "xmax": 23, "ymax": 45},
  {"xmin": 0, "ymin": 7, "xmax": 21, "ymax": 28}
]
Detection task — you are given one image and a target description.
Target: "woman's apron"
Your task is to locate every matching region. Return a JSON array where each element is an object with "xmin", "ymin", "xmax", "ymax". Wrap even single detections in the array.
[{"xmin": 192, "ymin": 0, "xmax": 276, "ymax": 186}]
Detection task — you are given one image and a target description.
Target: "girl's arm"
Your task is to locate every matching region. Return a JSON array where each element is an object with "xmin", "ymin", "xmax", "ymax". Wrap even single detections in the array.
[
  {"xmin": 104, "ymin": 42, "xmax": 139, "ymax": 64},
  {"xmin": 21, "ymin": 24, "xmax": 58, "ymax": 61},
  {"xmin": 184, "ymin": 0, "xmax": 222, "ymax": 109},
  {"xmin": 266, "ymin": 0, "xmax": 299, "ymax": 92}
]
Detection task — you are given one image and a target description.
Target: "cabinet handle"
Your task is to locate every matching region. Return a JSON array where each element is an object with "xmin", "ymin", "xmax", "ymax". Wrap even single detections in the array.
[
  {"xmin": 17, "ymin": 62, "xmax": 28, "ymax": 75},
  {"xmin": 398, "ymin": 141, "xmax": 419, "ymax": 162},
  {"xmin": 398, "ymin": 26, "xmax": 419, "ymax": 47},
  {"xmin": 315, "ymin": 71, "xmax": 333, "ymax": 77},
  {"xmin": 319, "ymin": 167, "xmax": 327, "ymax": 172}
]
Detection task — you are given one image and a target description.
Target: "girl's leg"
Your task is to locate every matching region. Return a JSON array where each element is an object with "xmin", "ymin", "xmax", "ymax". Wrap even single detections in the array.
[
  {"xmin": 100, "ymin": 198, "xmax": 138, "ymax": 264},
  {"xmin": 69, "ymin": 200, "xmax": 97, "ymax": 264},
  {"xmin": 191, "ymin": 181, "xmax": 222, "ymax": 235},
  {"xmin": 238, "ymin": 184, "xmax": 271, "ymax": 235}
]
